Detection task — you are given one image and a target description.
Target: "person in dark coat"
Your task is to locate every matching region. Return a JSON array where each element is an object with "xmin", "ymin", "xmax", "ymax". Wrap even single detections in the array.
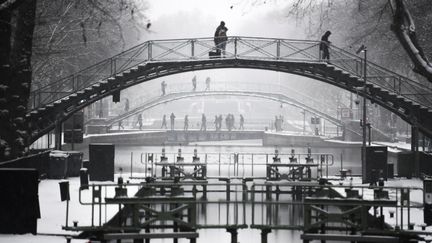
[
  {"xmin": 320, "ymin": 31, "xmax": 332, "ymax": 61},
  {"xmin": 170, "ymin": 112, "xmax": 176, "ymax": 130},
  {"xmin": 214, "ymin": 21, "xmax": 228, "ymax": 55}
]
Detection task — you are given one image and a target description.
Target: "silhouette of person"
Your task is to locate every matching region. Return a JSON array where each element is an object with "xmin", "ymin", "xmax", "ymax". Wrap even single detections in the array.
[
  {"xmin": 214, "ymin": 115, "xmax": 219, "ymax": 131},
  {"xmin": 118, "ymin": 120, "xmax": 124, "ymax": 130},
  {"xmin": 200, "ymin": 114, "xmax": 207, "ymax": 131},
  {"xmin": 170, "ymin": 112, "xmax": 176, "ymax": 130},
  {"xmin": 161, "ymin": 114, "xmax": 167, "ymax": 129},
  {"xmin": 137, "ymin": 113, "xmax": 143, "ymax": 130},
  {"xmin": 214, "ymin": 21, "xmax": 228, "ymax": 56},
  {"xmin": 239, "ymin": 114, "xmax": 244, "ymax": 130},
  {"xmin": 161, "ymin": 81, "xmax": 167, "ymax": 96},
  {"xmin": 184, "ymin": 115, "xmax": 189, "ymax": 131},
  {"xmin": 192, "ymin": 75, "xmax": 197, "ymax": 91},
  {"xmin": 320, "ymin": 31, "xmax": 332, "ymax": 61}
]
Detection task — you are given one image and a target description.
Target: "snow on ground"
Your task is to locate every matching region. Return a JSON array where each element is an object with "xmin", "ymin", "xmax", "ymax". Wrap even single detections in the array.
[{"xmin": 0, "ymin": 174, "xmax": 142, "ymax": 243}]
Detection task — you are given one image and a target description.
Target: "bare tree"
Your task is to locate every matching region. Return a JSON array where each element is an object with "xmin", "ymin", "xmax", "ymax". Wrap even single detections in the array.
[
  {"xmin": 0, "ymin": 0, "xmax": 148, "ymax": 161},
  {"xmin": 390, "ymin": 0, "xmax": 432, "ymax": 82}
]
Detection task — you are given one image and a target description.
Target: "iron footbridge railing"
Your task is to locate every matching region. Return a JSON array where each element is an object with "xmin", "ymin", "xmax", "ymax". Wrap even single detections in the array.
[{"xmin": 28, "ymin": 36, "xmax": 432, "ymax": 112}]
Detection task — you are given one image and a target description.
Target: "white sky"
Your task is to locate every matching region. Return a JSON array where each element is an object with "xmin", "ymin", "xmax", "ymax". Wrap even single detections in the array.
[
  {"xmin": 122, "ymin": 0, "xmax": 329, "ymax": 110},
  {"xmin": 144, "ymin": 0, "xmax": 306, "ymax": 40}
]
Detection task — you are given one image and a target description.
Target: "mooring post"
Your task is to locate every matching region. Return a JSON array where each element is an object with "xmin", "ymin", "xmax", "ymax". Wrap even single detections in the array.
[
  {"xmin": 226, "ymin": 228, "xmax": 238, "ymax": 243},
  {"xmin": 261, "ymin": 228, "xmax": 271, "ymax": 243}
]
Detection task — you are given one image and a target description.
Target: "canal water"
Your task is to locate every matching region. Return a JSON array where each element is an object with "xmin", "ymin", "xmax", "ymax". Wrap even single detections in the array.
[{"xmin": 80, "ymin": 141, "xmax": 397, "ymax": 243}]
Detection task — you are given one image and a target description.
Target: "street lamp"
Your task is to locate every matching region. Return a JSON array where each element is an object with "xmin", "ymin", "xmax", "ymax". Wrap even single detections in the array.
[{"xmin": 356, "ymin": 44, "xmax": 367, "ymax": 183}]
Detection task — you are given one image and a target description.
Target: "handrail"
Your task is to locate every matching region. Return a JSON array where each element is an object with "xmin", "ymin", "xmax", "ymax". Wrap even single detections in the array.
[{"xmin": 29, "ymin": 36, "xmax": 432, "ymax": 112}]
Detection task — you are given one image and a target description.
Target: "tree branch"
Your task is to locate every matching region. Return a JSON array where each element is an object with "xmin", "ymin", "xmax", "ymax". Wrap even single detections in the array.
[{"xmin": 390, "ymin": 0, "xmax": 432, "ymax": 82}]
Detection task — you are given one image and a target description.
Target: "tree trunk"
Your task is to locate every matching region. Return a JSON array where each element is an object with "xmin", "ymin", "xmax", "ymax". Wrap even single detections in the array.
[
  {"xmin": 0, "ymin": 0, "xmax": 36, "ymax": 161},
  {"xmin": 391, "ymin": 0, "xmax": 432, "ymax": 82}
]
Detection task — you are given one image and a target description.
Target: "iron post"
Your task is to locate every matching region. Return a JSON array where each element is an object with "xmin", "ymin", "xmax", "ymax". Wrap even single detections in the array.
[{"xmin": 356, "ymin": 45, "xmax": 367, "ymax": 183}]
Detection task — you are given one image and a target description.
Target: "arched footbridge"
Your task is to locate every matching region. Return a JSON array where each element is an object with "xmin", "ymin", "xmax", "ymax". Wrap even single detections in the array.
[
  {"xmin": 27, "ymin": 37, "xmax": 432, "ymax": 144},
  {"xmin": 105, "ymin": 90, "xmax": 343, "ymax": 128}
]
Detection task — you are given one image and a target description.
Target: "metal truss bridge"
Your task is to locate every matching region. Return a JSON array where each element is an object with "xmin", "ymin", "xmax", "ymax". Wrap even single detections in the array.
[{"xmin": 27, "ymin": 36, "xmax": 432, "ymax": 144}]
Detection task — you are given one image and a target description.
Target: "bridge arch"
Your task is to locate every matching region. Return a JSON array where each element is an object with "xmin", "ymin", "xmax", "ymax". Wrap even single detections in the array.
[
  {"xmin": 27, "ymin": 37, "xmax": 432, "ymax": 144},
  {"xmin": 104, "ymin": 90, "xmax": 343, "ymax": 129}
]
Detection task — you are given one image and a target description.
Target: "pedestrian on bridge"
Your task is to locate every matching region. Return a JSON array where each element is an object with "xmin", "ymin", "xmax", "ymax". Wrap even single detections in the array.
[
  {"xmin": 170, "ymin": 112, "xmax": 176, "ymax": 130},
  {"xmin": 118, "ymin": 120, "xmax": 124, "ymax": 130},
  {"xmin": 184, "ymin": 115, "xmax": 189, "ymax": 131},
  {"xmin": 214, "ymin": 21, "xmax": 228, "ymax": 56},
  {"xmin": 214, "ymin": 115, "xmax": 219, "ymax": 131},
  {"xmin": 137, "ymin": 113, "xmax": 143, "ymax": 130},
  {"xmin": 192, "ymin": 75, "xmax": 197, "ymax": 91},
  {"xmin": 200, "ymin": 114, "xmax": 207, "ymax": 131},
  {"xmin": 161, "ymin": 81, "xmax": 167, "ymax": 96},
  {"xmin": 320, "ymin": 30, "xmax": 332, "ymax": 61},
  {"xmin": 239, "ymin": 114, "xmax": 244, "ymax": 130},
  {"xmin": 161, "ymin": 114, "xmax": 167, "ymax": 129}
]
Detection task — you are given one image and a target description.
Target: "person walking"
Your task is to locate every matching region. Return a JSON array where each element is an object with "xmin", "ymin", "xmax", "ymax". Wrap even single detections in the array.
[
  {"xmin": 218, "ymin": 114, "xmax": 223, "ymax": 130},
  {"xmin": 320, "ymin": 31, "xmax": 332, "ymax": 61},
  {"xmin": 161, "ymin": 114, "xmax": 167, "ymax": 129},
  {"xmin": 184, "ymin": 115, "xmax": 189, "ymax": 131},
  {"xmin": 170, "ymin": 112, "xmax": 176, "ymax": 130},
  {"xmin": 205, "ymin": 77, "xmax": 211, "ymax": 91},
  {"xmin": 214, "ymin": 115, "xmax": 219, "ymax": 131},
  {"xmin": 161, "ymin": 81, "xmax": 167, "ymax": 96},
  {"xmin": 226, "ymin": 114, "xmax": 231, "ymax": 131},
  {"xmin": 239, "ymin": 114, "xmax": 244, "ymax": 130},
  {"xmin": 192, "ymin": 75, "xmax": 197, "ymax": 91},
  {"xmin": 214, "ymin": 21, "xmax": 228, "ymax": 56},
  {"xmin": 200, "ymin": 114, "xmax": 207, "ymax": 131}
]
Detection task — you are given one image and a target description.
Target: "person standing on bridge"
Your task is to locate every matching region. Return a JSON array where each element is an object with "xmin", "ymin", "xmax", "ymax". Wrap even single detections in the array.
[
  {"xmin": 184, "ymin": 115, "xmax": 189, "ymax": 131},
  {"xmin": 161, "ymin": 114, "xmax": 167, "ymax": 129},
  {"xmin": 170, "ymin": 112, "xmax": 176, "ymax": 130},
  {"xmin": 161, "ymin": 81, "xmax": 167, "ymax": 96},
  {"xmin": 205, "ymin": 77, "xmax": 211, "ymax": 91},
  {"xmin": 200, "ymin": 114, "xmax": 207, "ymax": 131},
  {"xmin": 192, "ymin": 75, "xmax": 197, "ymax": 91},
  {"xmin": 239, "ymin": 114, "xmax": 244, "ymax": 130},
  {"xmin": 137, "ymin": 113, "xmax": 143, "ymax": 130},
  {"xmin": 320, "ymin": 30, "xmax": 332, "ymax": 61},
  {"xmin": 218, "ymin": 114, "xmax": 223, "ymax": 130},
  {"xmin": 214, "ymin": 115, "xmax": 219, "ymax": 131},
  {"xmin": 214, "ymin": 21, "xmax": 228, "ymax": 56}
]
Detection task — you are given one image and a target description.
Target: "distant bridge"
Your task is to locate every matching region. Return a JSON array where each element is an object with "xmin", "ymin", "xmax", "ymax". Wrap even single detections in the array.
[
  {"xmin": 105, "ymin": 90, "xmax": 343, "ymax": 128},
  {"xmin": 27, "ymin": 36, "xmax": 432, "ymax": 145}
]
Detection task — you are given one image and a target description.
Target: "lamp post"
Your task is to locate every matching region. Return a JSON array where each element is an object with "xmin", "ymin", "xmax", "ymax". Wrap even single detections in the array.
[{"xmin": 356, "ymin": 45, "xmax": 367, "ymax": 183}]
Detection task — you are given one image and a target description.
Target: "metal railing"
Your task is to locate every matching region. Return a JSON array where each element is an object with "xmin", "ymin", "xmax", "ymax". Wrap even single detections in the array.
[
  {"xmin": 29, "ymin": 36, "xmax": 432, "ymax": 112},
  {"xmin": 135, "ymin": 151, "xmax": 335, "ymax": 180}
]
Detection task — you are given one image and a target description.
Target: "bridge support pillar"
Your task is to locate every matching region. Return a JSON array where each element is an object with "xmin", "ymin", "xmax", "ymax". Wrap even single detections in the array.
[
  {"xmin": 226, "ymin": 228, "xmax": 238, "ymax": 243},
  {"xmin": 261, "ymin": 229, "xmax": 271, "ymax": 243},
  {"xmin": 54, "ymin": 120, "xmax": 62, "ymax": 150}
]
